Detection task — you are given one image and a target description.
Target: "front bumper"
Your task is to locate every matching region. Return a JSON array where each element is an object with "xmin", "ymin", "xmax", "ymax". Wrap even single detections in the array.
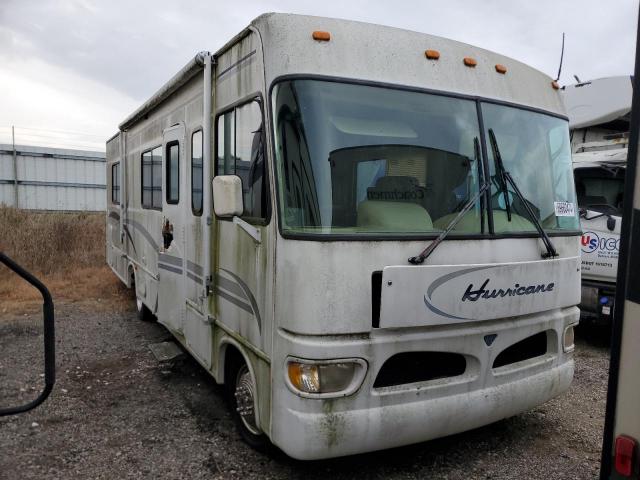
[{"xmin": 271, "ymin": 306, "xmax": 578, "ymax": 460}]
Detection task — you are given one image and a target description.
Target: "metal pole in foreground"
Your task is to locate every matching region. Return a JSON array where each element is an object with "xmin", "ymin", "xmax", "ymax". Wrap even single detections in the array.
[
  {"xmin": 11, "ymin": 125, "xmax": 18, "ymax": 208},
  {"xmin": 599, "ymin": 3, "xmax": 640, "ymax": 477}
]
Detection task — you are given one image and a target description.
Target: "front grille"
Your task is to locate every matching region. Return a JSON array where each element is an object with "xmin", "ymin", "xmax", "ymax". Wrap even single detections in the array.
[
  {"xmin": 373, "ymin": 351, "xmax": 467, "ymax": 388},
  {"xmin": 492, "ymin": 331, "xmax": 548, "ymax": 369}
]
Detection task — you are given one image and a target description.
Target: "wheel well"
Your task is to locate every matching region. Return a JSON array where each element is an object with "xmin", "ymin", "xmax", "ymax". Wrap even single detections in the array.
[
  {"xmin": 219, "ymin": 341, "xmax": 265, "ymax": 436},
  {"xmin": 223, "ymin": 343, "xmax": 245, "ymax": 385},
  {"xmin": 127, "ymin": 264, "xmax": 135, "ymax": 289}
]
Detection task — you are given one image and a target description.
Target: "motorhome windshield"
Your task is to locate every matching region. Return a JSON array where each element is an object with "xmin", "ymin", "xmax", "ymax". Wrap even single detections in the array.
[
  {"xmin": 271, "ymin": 79, "xmax": 579, "ymax": 237},
  {"xmin": 574, "ymin": 165, "xmax": 625, "ymax": 216},
  {"xmin": 482, "ymin": 103, "xmax": 580, "ymax": 233}
]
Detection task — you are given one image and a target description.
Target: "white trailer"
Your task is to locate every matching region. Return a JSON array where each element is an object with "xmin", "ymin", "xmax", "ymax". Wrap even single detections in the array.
[
  {"xmin": 106, "ymin": 13, "xmax": 581, "ymax": 460},
  {"xmin": 563, "ymin": 77, "xmax": 631, "ymax": 324}
]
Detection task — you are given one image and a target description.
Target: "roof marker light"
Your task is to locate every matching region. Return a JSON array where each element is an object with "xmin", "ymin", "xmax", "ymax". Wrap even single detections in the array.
[
  {"xmin": 312, "ymin": 31, "xmax": 331, "ymax": 41},
  {"xmin": 463, "ymin": 57, "xmax": 477, "ymax": 67},
  {"xmin": 551, "ymin": 80, "xmax": 560, "ymax": 90},
  {"xmin": 495, "ymin": 64, "xmax": 507, "ymax": 74},
  {"xmin": 425, "ymin": 49, "xmax": 440, "ymax": 60}
]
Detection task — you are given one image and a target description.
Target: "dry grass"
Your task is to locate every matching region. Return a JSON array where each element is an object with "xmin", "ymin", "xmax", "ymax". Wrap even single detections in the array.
[
  {"xmin": 0, "ymin": 206, "xmax": 132, "ymax": 314},
  {"xmin": 0, "ymin": 206, "xmax": 105, "ymax": 274}
]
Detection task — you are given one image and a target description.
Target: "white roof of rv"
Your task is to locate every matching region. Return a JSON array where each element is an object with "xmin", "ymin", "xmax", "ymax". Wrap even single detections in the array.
[
  {"xmin": 111, "ymin": 12, "xmax": 568, "ymax": 137},
  {"xmin": 561, "ymin": 76, "xmax": 633, "ymax": 129},
  {"xmin": 247, "ymin": 13, "xmax": 566, "ymax": 116}
]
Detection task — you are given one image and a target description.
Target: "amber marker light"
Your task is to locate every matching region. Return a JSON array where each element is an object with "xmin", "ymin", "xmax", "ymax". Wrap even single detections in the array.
[
  {"xmin": 551, "ymin": 80, "xmax": 560, "ymax": 90},
  {"xmin": 495, "ymin": 64, "xmax": 507, "ymax": 74},
  {"xmin": 312, "ymin": 31, "xmax": 331, "ymax": 41},
  {"xmin": 288, "ymin": 362, "xmax": 320, "ymax": 393},
  {"xmin": 463, "ymin": 57, "xmax": 477, "ymax": 67},
  {"xmin": 425, "ymin": 49, "xmax": 440, "ymax": 60}
]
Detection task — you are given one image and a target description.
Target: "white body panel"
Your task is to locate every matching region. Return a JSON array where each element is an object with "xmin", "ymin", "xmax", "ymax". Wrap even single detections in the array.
[
  {"xmin": 562, "ymin": 76, "xmax": 632, "ymax": 130},
  {"xmin": 106, "ymin": 13, "xmax": 581, "ymax": 460},
  {"xmin": 272, "ymin": 304, "xmax": 577, "ymax": 459},
  {"xmin": 256, "ymin": 14, "xmax": 566, "ymax": 116},
  {"xmin": 276, "ymin": 236, "xmax": 578, "ymax": 334},
  {"xmin": 580, "ymin": 213, "xmax": 621, "ymax": 283},
  {"xmin": 158, "ymin": 125, "xmax": 187, "ymax": 335},
  {"xmin": 381, "ymin": 257, "xmax": 580, "ymax": 327}
]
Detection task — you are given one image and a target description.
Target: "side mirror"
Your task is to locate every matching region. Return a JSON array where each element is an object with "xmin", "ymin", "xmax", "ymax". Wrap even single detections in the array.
[
  {"xmin": 213, "ymin": 175, "xmax": 244, "ymax": 218},
  {"xmin": 0, "ymin": 253, "xmax": 55, "ymax": 417}
]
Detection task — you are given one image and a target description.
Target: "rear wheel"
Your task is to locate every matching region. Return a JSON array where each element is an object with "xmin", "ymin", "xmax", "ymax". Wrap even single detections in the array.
[
  {"xmin": 227, "ymin": 357, "xmax": 269, "ymax": 450},
  {"xmin": 135, "ymin": 296, "xmax": 152, "ymax": 321}
]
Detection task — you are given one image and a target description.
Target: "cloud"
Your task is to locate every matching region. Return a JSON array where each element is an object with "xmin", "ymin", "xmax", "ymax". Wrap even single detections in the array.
[
  {"xmin": 0, "ymin": 0, "xmax": 637, "ymax": 149},
  {"xmin": 0, "ymin": 56, "xmax": 136, "ymax": 149}
]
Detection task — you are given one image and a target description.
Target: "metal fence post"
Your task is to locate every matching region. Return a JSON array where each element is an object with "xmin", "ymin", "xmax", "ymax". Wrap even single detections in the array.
[{"xmin": 12, "ymin": 126, "xmax": 18, "ymax": 209}]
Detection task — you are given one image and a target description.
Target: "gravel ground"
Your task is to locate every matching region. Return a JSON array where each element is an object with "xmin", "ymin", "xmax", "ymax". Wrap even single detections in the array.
[{"xmin": 0, "ymin": 302, "xmax": 610, "ymax": 480}]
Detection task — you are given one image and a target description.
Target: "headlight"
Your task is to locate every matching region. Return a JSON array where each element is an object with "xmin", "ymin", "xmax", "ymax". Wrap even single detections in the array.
[{"xmin": 286, "ymin": 358, "xmax": 366, "ymax": 397}]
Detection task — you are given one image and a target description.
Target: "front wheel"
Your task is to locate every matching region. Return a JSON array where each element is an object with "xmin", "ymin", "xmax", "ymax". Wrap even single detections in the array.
[
  {"xmin": 227, "ymin": 359, "xmax": 269, "ymax": 450},
  {"xmin": 132, "ymin": 270, "xmax": 153, "ymax": 322}
]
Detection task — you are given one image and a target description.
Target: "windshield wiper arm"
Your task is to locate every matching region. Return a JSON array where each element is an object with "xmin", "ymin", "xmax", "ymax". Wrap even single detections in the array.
[
  {"xmin": 408, "ymin": 181, "xmax": 490, "ymax": 265},
  {"xmin": 488, "ymin": 129, "xmax": 512, "ymax": 221},
  {"xmin": 487, "ymin": 129, "xmax": 558, "ymax": 259}
]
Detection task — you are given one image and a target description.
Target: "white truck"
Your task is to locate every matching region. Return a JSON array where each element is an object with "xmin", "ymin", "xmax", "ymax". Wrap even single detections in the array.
[
  {"xmin": 106, "ymin": 13, "xmax": 581, "ymax": 459},
  {"xmin": 563, "ymin": 76, "xmax": 631, "ymax": 325}
]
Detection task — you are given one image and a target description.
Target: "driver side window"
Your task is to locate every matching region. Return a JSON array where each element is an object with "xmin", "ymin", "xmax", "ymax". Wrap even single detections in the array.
[{"xmin": 216, "ymin": 100, "xmax": 268, "ymax": 220}]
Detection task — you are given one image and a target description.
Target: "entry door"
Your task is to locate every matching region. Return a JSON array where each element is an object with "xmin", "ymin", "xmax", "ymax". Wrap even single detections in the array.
[{"xmin": 158, "ymin": 124, "xmax": 186, "ymax": 335}]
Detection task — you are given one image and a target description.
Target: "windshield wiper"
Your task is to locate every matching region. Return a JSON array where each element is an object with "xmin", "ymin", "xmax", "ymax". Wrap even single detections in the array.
[
  {"xmin": 408, "ymin": 137, "xmax": 487, "ymax": 265},
  {"xmin": 488, "ymin": 129, "xmax": 512, "ymax": 221},
  {"xmin": 408, "ymin": 181, "xmax": 489, "ymax": 264},
  {"xmin": 488, "ymin": 129, "xmax": 558, "ymax": 259}
]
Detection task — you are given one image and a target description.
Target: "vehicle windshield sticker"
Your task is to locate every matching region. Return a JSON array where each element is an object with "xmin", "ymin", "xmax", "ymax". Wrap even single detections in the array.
[{"xmin": 554, "ymin": 201, "xmax": 575, "ymax": 217}]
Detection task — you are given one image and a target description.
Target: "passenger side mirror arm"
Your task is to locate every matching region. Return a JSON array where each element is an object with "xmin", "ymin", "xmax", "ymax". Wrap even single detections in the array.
[{"xmin": 233, "ymin": 216, "xmax": 261, "ymax": 243}]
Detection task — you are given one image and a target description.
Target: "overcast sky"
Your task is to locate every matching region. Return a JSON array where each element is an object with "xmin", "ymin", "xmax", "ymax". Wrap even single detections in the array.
[{"xmin": 0, "ymin": 0, "xmax": 637, "ymax": 151}]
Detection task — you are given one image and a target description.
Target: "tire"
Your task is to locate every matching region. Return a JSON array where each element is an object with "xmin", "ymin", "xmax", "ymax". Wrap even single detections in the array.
[
  {"xmin": 132, "ymin": 269, "xmax": 154, "ymax": 322},
  {"xmin": 135, "ymin": 296, "xmax": 153, "ymax": 321},
  {"xmin": 226, "ymin": 357, "xmax": 269, "ymax": 451}
]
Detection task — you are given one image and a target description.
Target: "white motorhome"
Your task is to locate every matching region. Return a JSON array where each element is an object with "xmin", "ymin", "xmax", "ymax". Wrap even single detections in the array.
[
  {"xmin": 106, "ymin": 13, "xmax": 581, "ymax": 460},
  {"xmin": 563, "ymin": 77, "xmax": 631, "ymax": 324}
]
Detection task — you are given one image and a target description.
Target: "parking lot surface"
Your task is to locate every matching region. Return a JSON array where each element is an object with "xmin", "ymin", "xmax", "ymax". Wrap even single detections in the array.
[{"xmin": 0, "ymin": 302, "xmax": 609, "ymax": 479}]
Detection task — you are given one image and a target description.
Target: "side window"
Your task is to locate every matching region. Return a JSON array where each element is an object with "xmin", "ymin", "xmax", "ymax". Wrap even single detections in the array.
[
  {"xmin": 111, "ymin": 162, "xmax": 120, "ymax": 205},
  {"xmin": 236, "ymin": 102, "xmax": 264, "ymax": 218},
  {"xmin": 191, "ymin": 130, "xmax": 203, "ymax": 215},
  {"xmin": 217, "ymin": 110, "xmax": 235, "ymax": 175},
  {"xmin": 152, "ymin": 147, "xmax": 162, "ymax": 208},
  {"xmin": 166, "ymin": 141, "xmax": 179, "ymax": 204},
  {"xmin": 216, "ymin": 99, "xmax": 267, "ymax": 220},
  {"xmin": 142, "ymin": 146, "xmax": 162, "ymax": 209}
]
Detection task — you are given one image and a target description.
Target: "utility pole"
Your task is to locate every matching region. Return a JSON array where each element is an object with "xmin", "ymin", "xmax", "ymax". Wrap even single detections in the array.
[{"xmin": 11, "ymin": 126, "xmax": 18, "ymax": 209}]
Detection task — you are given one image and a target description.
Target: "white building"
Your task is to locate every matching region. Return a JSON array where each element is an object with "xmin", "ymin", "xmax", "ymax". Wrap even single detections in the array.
[{"xmin": 0, "ymin": 143, "xmax": 106, "ymax": 211}]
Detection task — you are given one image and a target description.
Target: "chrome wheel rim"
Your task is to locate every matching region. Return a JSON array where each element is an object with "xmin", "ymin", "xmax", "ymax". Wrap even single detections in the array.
[{"xmin": 234, "ymin": 365, "xmax": 261, "ymax": 435}]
